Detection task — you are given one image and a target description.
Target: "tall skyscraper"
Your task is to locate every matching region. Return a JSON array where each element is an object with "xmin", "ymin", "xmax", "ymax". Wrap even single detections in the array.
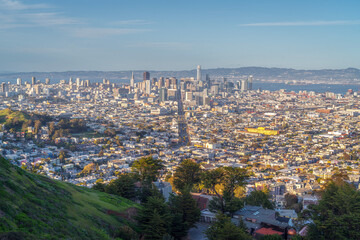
[
  {"xmin": 197, "ymin": 65, "xmax": 201, "ymax": 81},
  {"xmin": 203, "ymin": 88, "xmax": 208, "ymax": 97},
  {"xmin": 17, "ymin": 78, "xmax": 22, "ymax": 86},
  {"xmin": 76, "ymin": 78, "xmax": 81, "ymax": 87},
  {"xmin": 143, "ymin": 71, "xmax": 150, "ymax": 81},
  {"xmin": 45, "ymin": 78, "xmax": 50, "ymax": 85},
  {"xmin": 1, "ymin": 82, "xmax": 6, "ymax": 92},
  {"xmin": 241, "ymin": 79, "xmax": 248, "ymax": 91},
  {"xmin": 158, "ymin": 77, "xmax": 164, "ymax": 88},
  {"xmin": 206, "ymin": 74, "xmax": 210, "ymax": 81},
  {"xmin": 159, "ymin": 88, "xmax": 167, "ymax": 102},
  {"xmin": 151, "ymin": 77, "xmax": 157, "ymax": 86},
  {"xmin": 31, "ymin": 77, "xmax": 36, "ymax": 85},
  {"xmin": 170, "ymin": 77, "xmax": 177, "ymax": 88},
  {"xmin": 130, "ymin": 72, "xmax": 135, "ymax": 88},
  {"xmin": 248, "ymin": 75, "xmax": 253, "ymax": 90},
  {"xmin": 206, "ymin": 74, "xmax": 211, "ymax": 88},
  {"xmin": 145, "ymin": 80, "xmax": 151, "ymax": 94},
  {"xmin": 186, "ymin": 91, "xmax": 194, "ymax": 101},
  {"xmin": 211, "ymin": 85, "xmax": 219, "ymax": 95},
  {"xmin": 34, "ymin": 85, "xmax": 41, "ymax": 95}
]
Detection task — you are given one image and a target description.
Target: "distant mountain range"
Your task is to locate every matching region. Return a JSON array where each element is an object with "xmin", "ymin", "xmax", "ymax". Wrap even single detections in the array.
[{"xmin": 1, "ymin": 67, "xmax": 360, "ymax": 84}]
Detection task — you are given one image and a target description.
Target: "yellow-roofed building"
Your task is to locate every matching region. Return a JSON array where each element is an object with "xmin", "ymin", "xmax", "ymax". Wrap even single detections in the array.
[{"xmin": 245, "ymin": 127, "xmax": 279, "ymax": 136}]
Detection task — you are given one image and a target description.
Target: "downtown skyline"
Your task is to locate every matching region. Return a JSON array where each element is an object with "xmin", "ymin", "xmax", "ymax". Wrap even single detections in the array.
[{"xmin": 0, "ymin": 0, "xmax": 360, "ymax": 72}]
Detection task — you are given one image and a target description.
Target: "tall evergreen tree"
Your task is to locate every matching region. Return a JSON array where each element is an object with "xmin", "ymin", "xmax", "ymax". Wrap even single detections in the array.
[
  {"xmin": 137, "ymin": 196, "xmax": 172, "ymax": 240},
  {"xmin": 168, "ymin": 190, "xmax": 201, "ymax": 239},
  {"xmin": 306, "ymin": 180, "xmax": 360, "ymax": 240}
]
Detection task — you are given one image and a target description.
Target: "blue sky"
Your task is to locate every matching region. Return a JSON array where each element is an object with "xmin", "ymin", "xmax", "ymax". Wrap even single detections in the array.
[{"xmin": 0, "ymin": 0, "xmax": 360, "ymax": 71}]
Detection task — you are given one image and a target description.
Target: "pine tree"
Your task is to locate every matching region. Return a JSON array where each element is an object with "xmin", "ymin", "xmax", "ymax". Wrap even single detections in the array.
[
  {"xmin": 306, "ymin": 180, "xmax": 360, "ymax": 240},
  {"xmin": 205, "ymin": 213, "xmax": 252, "ymax": 240},
  {"xmin": 137, "ymin": 197, "xmax": 172, "ymax": 239}
]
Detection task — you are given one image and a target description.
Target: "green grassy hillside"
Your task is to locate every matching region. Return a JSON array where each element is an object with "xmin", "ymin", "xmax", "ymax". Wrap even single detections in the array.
[
  {"xmin": 0, "ymin": 156, "xmax": 139, "ymax": 240},
  {"xmin": 0, "ymin": 108, "xmax": 30, "ymax": 122},
  {"xmin": 0, "ymin": 109, "xmax": 31, "ymax": 131}
]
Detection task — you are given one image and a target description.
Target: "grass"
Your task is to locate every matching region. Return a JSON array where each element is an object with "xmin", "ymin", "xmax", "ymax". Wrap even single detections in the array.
[
  {"xmin": 71, "ymin": 131, "xmax": 106, "ymax": 138},
  {"xmin": 0, "ymin": 156, "xmax": 139, "ymax": 240},
  {"xmin": 0, "ymin": 108, "xmax": 30, "ymax": 124}
]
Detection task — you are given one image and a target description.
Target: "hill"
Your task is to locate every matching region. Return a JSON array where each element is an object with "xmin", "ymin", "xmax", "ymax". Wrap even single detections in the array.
[
  {"xmin": 0, "ymin": 109, "xmax": 30, "ymax": 123},
  {"xmin": 0, "ymin": 67, "xmax": 360, "ymax": 84},
  {"xmin": 0, "ymin": 156, "xmax": 139, "ymax": 240},
  {"xmin": 0, "ymin": 109, "xmax": 52, "ymax": 133},
  {"xmin": 0, "ymin": 109, "xmax": 31, "ymax": 131}
]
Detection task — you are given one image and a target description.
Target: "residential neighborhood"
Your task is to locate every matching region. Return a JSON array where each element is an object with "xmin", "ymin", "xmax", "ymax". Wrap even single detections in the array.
[{"xmin": 1, "ymin": 74, "xmax": 360, "ymax": 239}]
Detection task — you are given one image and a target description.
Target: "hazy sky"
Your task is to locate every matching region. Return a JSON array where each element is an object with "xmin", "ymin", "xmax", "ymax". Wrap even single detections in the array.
[{"xmin": 1, "ymin": 0, "xmax": 360, "ymax": 72}]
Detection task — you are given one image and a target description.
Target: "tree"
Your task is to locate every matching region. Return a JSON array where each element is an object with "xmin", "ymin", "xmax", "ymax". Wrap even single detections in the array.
[
  {"xmin": 202, "ymin": 167, "xmax": 248, "ymax": 215},
  {"xmin": 172, "ymin": 159, "xmax": 201, "ymax": 192},
  {"xmin": 306, "ymin": 180, "xmax": 360, "ymax": 240},
  {"xmin": 205, "ymin": 213, "xmax": 252, "ymax": 240},
  {"xmin": 284, "ymin": 193, "xmax": 298, "ymax": 208},
  {"xmin": 137, "ymin": 183, "xmax": 163, "ymax": 203},
  {"xmin": 137, "ymin": 196, "xmax": 172, "ymax": 240},
  {"xmin": 92, "ymin": 182, "xmax": 106, "ymax": 192},
  {"xmin": 132, "ymin": 156, "xmax": 164, "ymax": 185},
  {"xmin": 331, "ymin": 172, "xmax": 349, "ymax": 184},
  {"xmin": 114, "ymin": 225, "xmax": 139, "ymax": 240},
  {"xmin": 33, "ymin": 120, "xmax": 42, "ymax": 135},
  {"xmin": 104, "ymin": 128, "xmax": 116, "ymax": 137},
  {"xmin": 98, "ymin": 149, "xmax": 104, "ymax": 157},
  {"xmin": 21, "ymin": 121, "xmax": 29, "ymax": 132},
  {"xmin": 116, "ymin": 139, "xmax": 122, "ymax": 146},
  {"xmin": 48, "ymin": 122, "xmax": 55, "ymax": 137},
  {"xmin": 105, "ymin": 173, "xmax": 137, "ymax": 200},
  {"xmin": 209, "ymin": 190, "xmax": 243, "ymax": 217},
  {"xmin": 201, "ymin": 168, "xmax": 225, "ymax": 208},
  {"xmin": 244, "ymin": 190, "xmax": 274, "ymax": 209},
  {"xmin": 168, "ymin": 190, "xmax": 201, "ymax": 239},
  {"xmin": 58, "ymin": 150, "xmax": 67, "ymax": 164},
  {"xmin": 290, "ymin": 235, "xmax": 304, "ymax": 240},
  {"xmin": 260, "ymin": 235, "xmax": 283, "ymax": 240}
]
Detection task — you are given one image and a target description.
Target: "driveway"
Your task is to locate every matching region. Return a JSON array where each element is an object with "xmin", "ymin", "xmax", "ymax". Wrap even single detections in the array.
[{"xmin": 188, "ymin": 222, "xmax": 210, "ymax": 240}]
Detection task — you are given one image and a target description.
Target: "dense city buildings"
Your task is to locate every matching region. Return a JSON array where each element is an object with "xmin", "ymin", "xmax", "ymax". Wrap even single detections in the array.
[{"xmin": 1, "ymin": 65, "xmax": 360, "ymax": 238}]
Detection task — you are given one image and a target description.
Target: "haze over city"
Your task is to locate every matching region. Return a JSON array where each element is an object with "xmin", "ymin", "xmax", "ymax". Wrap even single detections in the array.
[{"xmin": 1, "ymin": 0, "xmax": 360, "ymax": 72}]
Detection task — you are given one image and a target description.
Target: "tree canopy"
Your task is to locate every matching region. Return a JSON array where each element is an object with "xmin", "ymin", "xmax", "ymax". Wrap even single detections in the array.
[
  {"xmin": 260, "ymin": 235, "xmax": 283, "ymax": 240},
  {"xmin": 202, "ymin": 167, "xmax": 248, "ymax": 215},
  {"xmin": 205, "ymin": 213, "xmax": 252, "ymax": 240},
  {"xmin": 105, "ymin": 173, "xmax": 138, "ymax": 200},
  {"xmin": 172, "ymin": 159, "xmax": 202, "ymax": 192},
  {"xmin": 244, "ymin": 189, "xmax": 274, "ymax": 209},
  {"xmin": 131, "ymin": 156, "xmax": 165, "ymax": 184},
  {"xmin": 168, "ymin": 191, "xmax": 200, "ymax": 239},
  {"xmin": 136, "ymin": 196, "xmax": 172, "ymax": 240},
  {"xmin": 306, "ymin": 180, "xmax": 360, "ymax": 240}
]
